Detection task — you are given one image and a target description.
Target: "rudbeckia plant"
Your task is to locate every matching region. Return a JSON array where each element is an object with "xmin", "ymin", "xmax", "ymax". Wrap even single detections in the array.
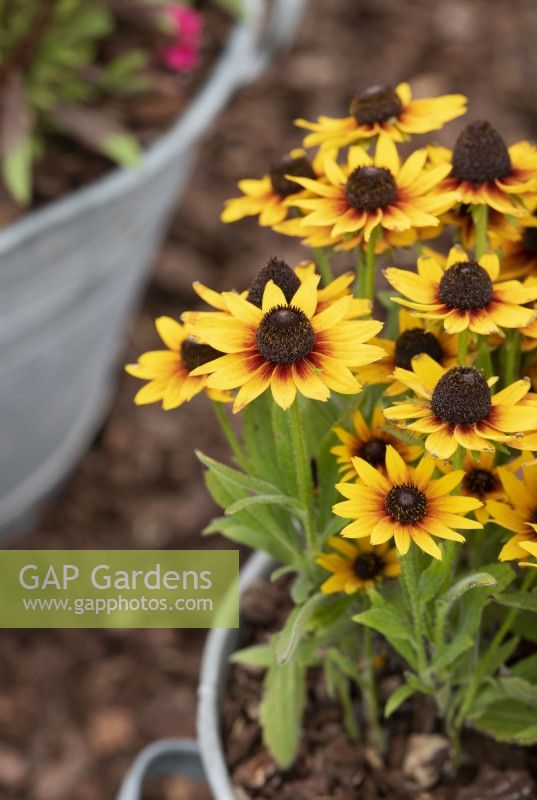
[{"xmin": 128, "ymin": 85, "xmax": 537, "ymax": 776}]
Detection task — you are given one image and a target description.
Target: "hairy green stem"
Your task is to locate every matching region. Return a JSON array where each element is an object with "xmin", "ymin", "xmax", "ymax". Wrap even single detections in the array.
[
  {"xmin": 313, "ymin": 247, "xmax": 334, "ymax": 286},
  {"xmin": 354, "ymin": 246, "xmax": 364, "ymax": 297},
  {"xmin": 289, "ymin": 399, "xmax": 316, "ymax": 553},
  {"xmin": 364, "ymin": 225, "xmax": 382, "ymax": 306},
  {"xmin": 401, "ymin": 548, "xmax": 428, "ymax": 676},
  {"xmin": 457, "ymin": 328, "xmax": 469, "ymax": 366},
  {"xmin": 362, "ymin": 624, "xmax": 385, "ymax": 753},
  {"xmin": 500, "ymin": 329, "xmax": 521, "ymax": 388},
  {"xmin": 477, "ymin": 334, "xmax": 494, "ymax": 379},
  {"xmin": 472, "ymin": 203, "xmax": 489, "ymax": 258},
  {"xmin": 212, "ymin": 400, "xmax": 247, "ymax": 470}
]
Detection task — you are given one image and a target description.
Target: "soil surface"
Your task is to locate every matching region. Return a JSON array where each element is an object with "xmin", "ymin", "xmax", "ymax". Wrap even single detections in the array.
[
  {"xmin": 223, "ymin": 579, "xmax": 537, "ymax": 800},
  {"xmin": 2, "ymin": 1, "xmax": 537, "ymax": 799}
]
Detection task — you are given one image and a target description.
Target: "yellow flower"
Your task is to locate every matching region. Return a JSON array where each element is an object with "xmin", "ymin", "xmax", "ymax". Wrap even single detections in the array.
[
  {"xmin": 486, "ymin": 465, "xmax": 537, "ymax": 561},
  {"xmin": 385, "ymin": 245, "xmax": 537, "ymax": 335},
  {"xmin": 220, "ymin": 149, "xmax": 318, "ymax": 227},
  {"xmin": 331, "ymin": 406, "xmax": 422, "ymax": 482},
  {"xmin": 519, "ymin": 536, "xmax": 537, "ymax": 569},
  {"xmin": 295, "ymin": 83, "xmax": 466, "ymax": 149},
  {"xmin": 317, "ymin": 536, "xmax": 400, "ymax": 595},
  {"xmin": 357, "ymin": 308, "xmax": 458, "ymax": 396},
  {"xmin": 125, "ymin": 317, "xmax": 230, "ymax": 410},
  {"xmin": 183, "ymin": 274, "xmax": 384, "ymax": 412},
  {"xmin": 428, "ymin": 121, "xmax": 537, "ymax": 215},
  {"xmin": 287, "ymin": 134, "xmax": 456, "ymax": 243},
  {"xmin": 436, "ymin": 450, "xmax": 527, "ymax": 525},
  {"xmin": 384, "ymin": 354, "xmax": 537, "ymax": 459},
  {"xmin": 333, "ymin": 445, "xmax": 482, "ymax": 559}
]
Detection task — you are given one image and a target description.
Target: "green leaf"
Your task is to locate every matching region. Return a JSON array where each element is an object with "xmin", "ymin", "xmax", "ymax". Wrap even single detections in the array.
[
  {"xmin": 260, "ymin": 660, "xmax": 307, "ymax": 768},
  {"xmin": 493, "ymin": 591, "xmax": 537, "ymax": 612},
  {"xmin": 385, "ymin": 682, "xmax": 416, "ymax": 718},
  {"xmin": 225, "ymin": 493, "xmax": 302, "ymax": 517},
  {"xmin": 0, "ymin": 71, "xmax": 32, "ymax": 203},
  {"xmin": 418, "ymin": 557, "xmax": 450, "ymax": 605},
  {"xmin": 435, "ymin": 572, "xmax": 498, "ymax": 643},
  {"xmin": 231, "ymin": 644, "xmax": 274, "ymax": 668},
  {"xmin": 471, "ymin": 699, "xmax": 537, "ymax": 745},
  {"xmin": 102, "ymin": 133, "xmax": 141, "ymax": 166},
  {"xmin": 275, "ymin": 594, "xmax": 326, "ymax": 666},
  {"xmin": 510, "ymin": 653, "xmax": 537, "ymax": 682},
  {"xmin": 203, "ymin": 514, "xmax": 294, "ymax": 564},
  {"xmin": 353, "ymin": 606, "xmax": 417, "ymax": 669},
  {"xmin": 431, "ymin": 634, "xmax": 474, "ymax": 672},
  {"xmin": 271, "ymin": 401, "xmax": 298, "ymax": 498},
  {"xmin": 498, "ymin": 676, "xmax": 537, "ymax": 709},
  {"xmin": 197, "ymin": 451, "xmax": 280, "ymax": 497}
]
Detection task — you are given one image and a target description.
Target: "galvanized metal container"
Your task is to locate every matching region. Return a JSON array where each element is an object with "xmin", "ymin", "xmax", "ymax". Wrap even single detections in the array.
[{"xmin": 0, "ymin": 0, "xmax": 306, "ymax": 539}]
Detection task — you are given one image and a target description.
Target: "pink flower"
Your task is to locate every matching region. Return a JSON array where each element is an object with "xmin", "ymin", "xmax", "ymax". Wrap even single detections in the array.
[{"xmin": 161, "ymin": 5, "xmax": 203, "ymax": 71}]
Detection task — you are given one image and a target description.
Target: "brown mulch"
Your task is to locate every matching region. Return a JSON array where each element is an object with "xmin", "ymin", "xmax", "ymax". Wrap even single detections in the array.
[
  {"xmin": 223, "ymin": 579, "xmax": 537, "ymax": 800},
  {"xmin": 2, "ymin": 2, "xmax": 537, "ymax": 799}
]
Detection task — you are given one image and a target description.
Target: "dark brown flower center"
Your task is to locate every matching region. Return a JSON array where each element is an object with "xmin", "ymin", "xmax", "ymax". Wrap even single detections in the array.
[
  {"xmin": 523, "ymin": 227, "xmax": 537, "ymax": 256},
  {"xmin": 247, "ymin": 257, "xmax": 301, "ymax": 308},
  {"xmin": 431, "ymin": 367, "xmax": 491, "ymax": 426},
  {"xmin": 346, "ymin": 166, "xmax": 397, "ymax": 211},
  {"xmin": 350, "ymin": 85, "xmax": 403, "ymax": 125},
  {"xmin": 451, "ymin": 121, "xmax": 512, "ymax": 185},
  {"xmin": 359, "ymin": 437, "xmax": 387, "ymax": 467},
  {"xmin": 394, "ymin": 328, "xmax": 444, "ymax": 370},
  {"xmin": 354, "ymin": 552, "xmax": 385, "ymax": 580},
  {"xmin": 269, "ymin": 154, "xmax": 316, "ymax": 197},
  {"xmin": 385, "ymin": 483, "xmax": 428, "ymax": 524},
  {"xmin": 438, "ymin": 260, "xmax": 493, "ymax": 310},
  {"xmin": 463, "ymin": 467, "xmax": 498, "ymax": 498},
  {"xmin": 181, "ymin": 338, "xmax": 222, "ymax": 371},
  {"xmin": 256, "ymin": 306, "xmax": 315, "ymax": 364}
]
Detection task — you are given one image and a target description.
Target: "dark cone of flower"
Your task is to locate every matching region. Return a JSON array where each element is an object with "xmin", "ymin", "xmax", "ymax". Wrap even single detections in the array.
[
  {"xmin": 269, "ymin": 154, "xmax": 315, "ymax": 197},
  {"xmin": 346, "ymin": 166, "xmax": 397, "ymax": 211},
  {"xmin": 181, "ymin": 339, "xmax": 222, "ymax": 370},
  {"xmin": 463, "ymin": 468, "xmax": 498, "ymax": 497},
  {"xmin": 431, "ymin": 367, "xmax": 491, "ymax": 426},
  {"xmin": 438, "ymin": 260, "xmax": 493, "ymax": 310},
  {"xmin": 385, "ymin": 484, "xmax": 428, "ymax": 524},
  {"xmin": 350, "ymin": 85, "xmax": 403, "ymax": 125},
  {"xmin": 353, "ymin": 552, "xmax": 384, "ymax": 580},
  {"xmin": 451, "ymin": 120, "xmax": 511, "ymax": 184},
  {"xmin": 247, "ymin": 257, "xmax": 301, "ymax": 308},
  {"xmin": 394, "ymin": 329, "xmax": 444, "ymax": 370},
  {"xmin": 256, "ymin": 307, "xmax": 315, "ymax": 365},
  {"xmin": 359, "ymin": 438, "xmax": 387, "ymax": 467},
  {"xmin": 523, "ymin": 227, "xmax": 537, "ymax": 256}
]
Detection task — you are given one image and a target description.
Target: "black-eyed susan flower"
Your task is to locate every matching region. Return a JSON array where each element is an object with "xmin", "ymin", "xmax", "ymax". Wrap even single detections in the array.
[
  {"xmin": 220, "ymin": 149, "xmax": 318, "ymax": 227},
  {"xmin": 331, "ymin": 406, "xmax": 422, "ymax": 482},
  {"xmin": 125, "ymin": 317, "xmax": 230, "ymax": 409},
  {"xmin": 357, "ymin": 308, "xmax": 458, "ymax": 396},
  {"xmin": 183, "ymin": 274, "xmax": 385, "ymax": 412},
  {"xmin": 385, "ymin": 245, "xmax": 537, "ymax": 335},
  {"xmin": 436, "ymin": 451, "xmax": 527, "ymax": 525},
  {"xmin": 295, "ymin": 83, "xmax": 466, "ymax": 149},
  {"xmin": 487, "ymin": 465, "xmax": 537, "ymax": 561},
  {"xmin": 317, "ymin": 536, "xmax": 400, "ymax": 594},
  {"xmin": 287, "ymin": 134, "xmax": 456, "ymax": 243},
  {"xmin": 429, "ymin": 121, "xmax": 537, "ymax": 215},
  {"xmin": 333, "ymin": 445, "xmax": 482, "ymax": 559},
  {"xmin": 384, "ymin": 355, "xmax": 537, "ymax": 459},
  {"xmin": 519, "ymin": 536, "xmax": 537, "ymax": 568}
]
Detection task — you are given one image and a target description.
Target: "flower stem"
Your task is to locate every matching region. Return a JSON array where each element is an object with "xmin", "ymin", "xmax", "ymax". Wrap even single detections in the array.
[
  {"xmin": 457, "ymin": 328, "xmax": 469, "ymax": 366},
  {"xmin": 362, "ymin": 623, "xmax": 385, "ymax": 753},
  {"xmin": 401, "ymin": 548, "xmax": 428, "ymax": 676},
  {"xmin": 289, "ymin": 399, "xmax": 316, "ymax": 553},
  {"xmin": 500, "ymin": 329, "xmax": 521, "ymax": 388},
  {"xmin": 472, "ymin": 203, "xmax": 489, "ymax": 258},
  {"xmin": 313, "ymin": 247, "xmax": 334, "ymax": 286},
  {"xmin": 355, "ymin": 246, "xmax": 364, "ymax": 297},
  {"xmin": 477, "ymin": 334, "xmax": 494, "ymax": 380},
  {"xmin": 212, "ymin": 400, "xmax": 247, "ymax": 470},
  {"xmin": 364, "ymin": 225, "xmax": 382, "ymax": 306}
]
